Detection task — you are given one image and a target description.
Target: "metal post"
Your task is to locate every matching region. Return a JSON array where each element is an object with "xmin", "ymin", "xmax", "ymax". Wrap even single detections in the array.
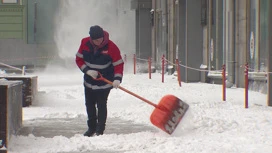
[
  {"xmin": 148, "ymin": 57, "xmax": 151, "ymax": 79},
  {"xmin": 124, "ymin": 54, "xmax": 127, "ymax": 63},
  {"xmin": 176, "ymin": 59, "xmax": 181, "ymax": 87},
  {"xmin": 22, "ymin": 66, "xmax": 26, "ymax": 75},
  {"xmin": 162, "ymin": 54, "xmax": 165, "ymax": 83},
  {"xmin": 222, "ymin": 64, "xmax": 226, "ymax": 101},
  {"xmin": 245, "ymin": 63, "xmax": 249, "ymax": 108},
  {"xmin": 133, "ymin": 54, "xmax": 136, "ymax": 74}
]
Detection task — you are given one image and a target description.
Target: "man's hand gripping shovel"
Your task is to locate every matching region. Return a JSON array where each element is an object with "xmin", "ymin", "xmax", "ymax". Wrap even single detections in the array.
[{"xmin": 94, "ymin": 72, "xmax": 189, "ymax": 134}]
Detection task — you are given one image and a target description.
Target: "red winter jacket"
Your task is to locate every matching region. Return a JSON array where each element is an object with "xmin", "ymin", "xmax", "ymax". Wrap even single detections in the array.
[{"xmin": 75, "ymin": 31, "xmax": 124, "ymax": 90}]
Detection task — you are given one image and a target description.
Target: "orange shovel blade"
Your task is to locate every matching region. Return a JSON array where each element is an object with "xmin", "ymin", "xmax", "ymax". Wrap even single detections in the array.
[{"xmin": 150, "ymin": 95, "xmax": 189, "ymax": 134}]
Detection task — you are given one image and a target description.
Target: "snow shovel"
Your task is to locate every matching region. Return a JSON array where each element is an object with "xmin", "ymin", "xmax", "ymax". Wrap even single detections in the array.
[{"xmin": 95, "ymin": 73, "xmax": 189, "ymax": 134}]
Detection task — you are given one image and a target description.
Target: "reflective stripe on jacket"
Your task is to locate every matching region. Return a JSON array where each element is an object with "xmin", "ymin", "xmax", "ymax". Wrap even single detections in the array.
[{"xmin": 75, "ymin": 31, "xmax": 124, "ymax": 90}]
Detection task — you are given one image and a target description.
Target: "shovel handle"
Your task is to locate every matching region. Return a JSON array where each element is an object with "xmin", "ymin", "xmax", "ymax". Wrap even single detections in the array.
[{"xmin": 95, "ymin": 72, "xmax": 158, "ymax": 108}]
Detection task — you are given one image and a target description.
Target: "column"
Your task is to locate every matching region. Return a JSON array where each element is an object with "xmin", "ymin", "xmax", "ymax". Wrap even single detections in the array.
[{"xmin": 267, "ymin": 0, "xmax": 272, "ymax": 106}]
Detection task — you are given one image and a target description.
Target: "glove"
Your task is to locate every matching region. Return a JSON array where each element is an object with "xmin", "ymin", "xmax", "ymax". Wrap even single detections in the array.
[
  {"xmin": 112, "ymin": 80, "xmax": 121, "ymax": 89},
  {"xmin": 86, "ymin": 70, "xmax": 98, "ymax": 79}
]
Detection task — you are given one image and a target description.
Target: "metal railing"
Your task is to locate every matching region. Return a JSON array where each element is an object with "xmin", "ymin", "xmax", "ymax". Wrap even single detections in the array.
[{"xmin": 0, "ymin": 62, "xmax": 26, "ymax": 75}]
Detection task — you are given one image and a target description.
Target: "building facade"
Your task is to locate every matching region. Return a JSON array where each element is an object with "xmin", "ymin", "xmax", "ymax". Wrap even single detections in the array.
[
  {"xmin": 0, "ymin": 0, "xmax": 59, "ymax": 68},
  {"xmin": 1, "ymin": 0, "xmax": 272, "ymax": 105},
  {"xmin": 147, "ymin": 0, "xmax": 272, "ymax": 105}
]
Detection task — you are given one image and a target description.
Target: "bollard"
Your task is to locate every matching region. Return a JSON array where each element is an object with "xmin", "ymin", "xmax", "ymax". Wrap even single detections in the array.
[
  {"xmin": 176, "ymin": 59, "xmax": 181, "ymax": 87},
  {"xmin": 148, "ymin": 57, "xmax": 151, "ymax": 79},
  {"xmin": 222, "ymin": 65, "xmax": 226, "ymax": 101},
  {"xmin": 133, "ymin": 54, "xmax": 136, "ymax": 74},
  {"xmin": 244, "ymin": 63, "xmax": 249, "ymax": 108},
  {"xmin": 162, "ymin": 55, "xmax": 165, "ymax": 83},
  {"xmin": 124, "ymin": 54, "xmax": 127, "ymax": 63}
]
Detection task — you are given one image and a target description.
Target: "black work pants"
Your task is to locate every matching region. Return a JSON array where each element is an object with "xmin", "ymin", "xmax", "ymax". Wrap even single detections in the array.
[{"xmin": 84, "ymin": 87, "xmax": 111, "ymax": 133}]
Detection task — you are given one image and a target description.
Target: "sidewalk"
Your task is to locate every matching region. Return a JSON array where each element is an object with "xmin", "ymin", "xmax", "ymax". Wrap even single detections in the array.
[{"xmin": 17, "ymin": 117, "xmax": 156, "ymax": 153}]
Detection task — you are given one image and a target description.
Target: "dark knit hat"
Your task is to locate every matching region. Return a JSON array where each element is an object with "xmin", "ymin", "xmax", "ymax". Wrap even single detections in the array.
[{"xmin": 89, "ymin": 25, "xmax": 104, "ymax": 40}]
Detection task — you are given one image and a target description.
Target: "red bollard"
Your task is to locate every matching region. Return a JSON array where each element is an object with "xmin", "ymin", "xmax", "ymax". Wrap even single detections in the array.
[
  {"xmin": 176, "ymin": 59, "xmax": 181, "ymax": 87},
  {"xmin": 124, "ymin": 54, "xmax": 127, "ymax": 63},
  {"xmin": 222, "ymin": 65, "xmax": 226, "ymax": 101},
  {"xmin": 148, "ymin": 57, "xmax": 152, "ymax": 79},
  {"xmin": 162, "ymin": 55, "xmax": 165, "ymax": 83},
  {"xmin": 244, "ymin": 63, "xmax": 249, "ymax": 108},
  {"xmin": 133, "ymin": 54, "xmax": 136, "ymax": 74}
]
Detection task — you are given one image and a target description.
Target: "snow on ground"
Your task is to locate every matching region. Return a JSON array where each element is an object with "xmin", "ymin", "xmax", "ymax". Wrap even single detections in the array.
[{"xmin": 6, "ymin": 67, "xmax": 272, "ymax": 153}]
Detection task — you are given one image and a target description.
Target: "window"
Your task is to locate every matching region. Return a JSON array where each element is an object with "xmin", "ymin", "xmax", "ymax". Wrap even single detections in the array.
[{"xmin": 1, "ymin": 0, "xmax": 18, "ymax": 4}]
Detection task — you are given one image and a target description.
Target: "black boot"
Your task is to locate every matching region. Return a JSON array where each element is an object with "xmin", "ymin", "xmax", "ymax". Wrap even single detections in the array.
[
  {"xmin": 95, "ymin": 132, "xmax": 103, "ymax": 136},
  {"xmin": 83, "ymin": 129, "xmax": 95, "ymax": 137},
  {"xmin": 95, "ymin": 123, "xmax": 105, "ymax": 136},
  {"xmin": 84, "ymin": 119, "xmax": 96, "ymax": 137}
]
